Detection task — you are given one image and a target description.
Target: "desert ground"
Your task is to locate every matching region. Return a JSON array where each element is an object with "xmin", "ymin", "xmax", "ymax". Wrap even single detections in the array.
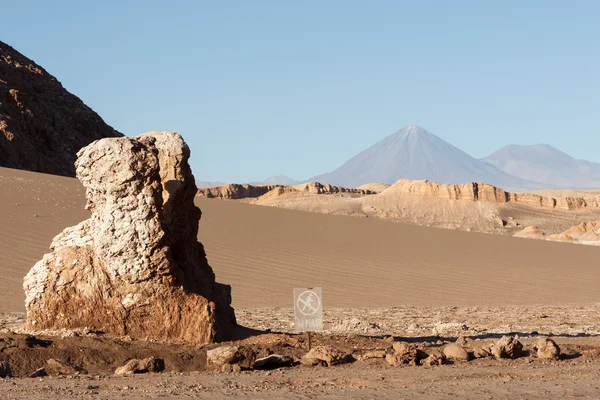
[{"xmin": 2, "ymin": 166, "xmax": 600, "ymax": 398}]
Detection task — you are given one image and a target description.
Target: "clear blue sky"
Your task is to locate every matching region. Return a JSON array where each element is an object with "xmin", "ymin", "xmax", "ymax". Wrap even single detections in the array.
[{"xmin": 3, "ymin": 1, "xmax": 599, "ymax": 182}]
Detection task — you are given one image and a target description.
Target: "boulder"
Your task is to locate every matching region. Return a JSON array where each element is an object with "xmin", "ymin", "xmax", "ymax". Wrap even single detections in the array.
[
  {"xmin": 114, "ymin": 357, "xmax": 164, "ymax": 376},
  {"xmin": 491, "ymin": 335, "xmax": 523, "ymax": 359},
  {"xmin": 536, "ymin": 337, "xmax": 561, "ymax": 360},
  {"xmin": 23, "ymin": 132, "xmax": 236, "ymax": 345},
  {"xmin": 386, "ymin": 342, "xmax": 419, "ymax": 366},
  {"xmin": 421, "ymin": 351, "xmax": 445, "ymax": 366},
  {"xmin": 443, "ymin": 343, "xmax": 470, "ymax": 362},
  {"xmin": 302, "ymin": 346, "xmax": 353, "ymax": 367},
  {"xmin": 45, "ymin": 359, "xmax": 87, "ymax": 376},
  {"xmin": 472, "ymin": 342, "xmax": 493, "ymax": 359},
  {"xmin": 207, "ymin": 345, "xmax": 256, "ymax": 370}
]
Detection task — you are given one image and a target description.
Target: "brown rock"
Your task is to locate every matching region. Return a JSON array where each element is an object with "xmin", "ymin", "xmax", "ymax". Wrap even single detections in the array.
[
  {"xmin": 46, "ymin": 359, "xmax": 86, "ymax": 376},
  {"xmin": 536, "ymin": 337, "xmax": 561, "ymax": 360},
  {"xmin": 386, "ymin": 342, "xmax": 419, "ymax": 366},
  {"xmin": 492, "ymin": 335, "xmax": 523, "ymax": 359},
  {"xmin": 443, "ymin": 343, "xmax": 470, "ymax": 362},
  {"xmin": 0, "ymin": 41, "xmax": 122, "ymax": 176},
  {"xmin": 23, "ymin": 132, "xmax": 236, "ymax": 345},
  {"xmin": 421, "ymin": 351, "xmax": 445, "ymax": 366},
  {"xmin": 355, "ymin": 349, "xmax": 387, "ymax": 361},
  {"xmin": 472, "ymin": 343, "xmax": 493, "ymax": 359},
  {"xmin": 303, "ymin": 346, "xmax": 353, "ymax": 367},
  {"xmin": 114, "ymin": 357, "xmax": 164, "ymax": 376}
]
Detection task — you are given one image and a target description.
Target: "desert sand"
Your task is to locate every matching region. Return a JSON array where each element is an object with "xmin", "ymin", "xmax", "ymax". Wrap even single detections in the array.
[{"xmin": 3, "ymin": 166, "xmax": 600, "ymax": 399}]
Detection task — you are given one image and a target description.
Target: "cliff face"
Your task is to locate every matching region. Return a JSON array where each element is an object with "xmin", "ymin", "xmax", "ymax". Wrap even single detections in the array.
[
  {"xmin": 381, "ymin": 180, "xmax": 600, "ymax": 211},
  {"xmin": 0, "ymin": 41, "xmax": 122, "ymax": 176}
]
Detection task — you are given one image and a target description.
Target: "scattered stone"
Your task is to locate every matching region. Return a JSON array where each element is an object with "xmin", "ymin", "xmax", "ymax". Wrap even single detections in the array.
[
  {"xmin": 22, "ymin": 132, "xmax": 236, "ymax": 346},
  {"xmin": 386, "ymin": 342, "xmax": 419, "ymax": 366},
  {"xmin": 253, "ymin": 354, "xmax": 294, "ymax": 370},
  {"xmin": 472, "ymin": 343, "xmax": 493, "ymax": 359},
  {"xmin": 443, "ymin": 343, "xmax": 470, "ymax": 362},
  {"xmin": 355, "ymin": 349, "xmax": 387, "ymax": 361},
  {"xmin": 45, "ymin": 359, "xmax": 87, "ymax": 376},
  {"xmin": 421, "ymin": 351, "xmax": 445, "ymax": 366},
  {"xmin": 536, "ymin": 337, "xmax": 561, "ymax": 360},
  {"xmin": 114, "ymin": 357, "xmax": 164, "ymax": 376},
  {"xmin": 492, "ymin": 335, "xmax": 523, "ymax": 359},
  {"xmin": 207, "ymin": 346, "xmax": 256, "ymax": 370},
  {"xmin": 0, "ymin": 360, "xmax": 11, "ymax": 378},
  {"xmin": 302, "ymin": 346, "xmax": 353, "ymax": 367}
]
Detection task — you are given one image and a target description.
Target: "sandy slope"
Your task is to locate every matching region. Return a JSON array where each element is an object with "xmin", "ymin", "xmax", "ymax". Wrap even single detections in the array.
[{"xmin": 3, "ymin": 167, "xmax": 600, "ymax": 314}]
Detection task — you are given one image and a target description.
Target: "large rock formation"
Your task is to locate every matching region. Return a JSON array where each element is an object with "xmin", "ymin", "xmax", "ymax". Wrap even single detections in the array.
[
  {"xmin": 0, "ymin": 41, "xmax": 122, "ymax": 176},
  {"xmin": 23, "ymin": 132, "xmax": 236, "ymax": 345},
  {"xmin": 378, "ymin": 179, "xmax": 600, "ymax": 211}
]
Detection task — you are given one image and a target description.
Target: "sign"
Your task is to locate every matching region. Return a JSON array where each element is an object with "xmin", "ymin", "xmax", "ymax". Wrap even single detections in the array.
[{"xmin": 293, "ymin": 287, "xmax": 323, "ymax": 332}]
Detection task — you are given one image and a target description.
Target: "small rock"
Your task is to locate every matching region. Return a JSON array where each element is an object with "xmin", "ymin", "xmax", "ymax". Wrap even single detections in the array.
[
  {"xmin": 46, "ymin": 359, "xmax": 87, "ymax": 376},
  {"xmin": 356, "ymin": 349, "xmax": 387, "ymax": 361},
  {"xmin": 114, "ymin": 357, "xmax": 164, "ymax": 376},
  {"xmin": 492, "ymin": 335, "xmax": 523, "ymax": 359},
  {"xmin": 386, "ymin": 343, "xmax": 419, "ymax": 366},
  {"xmin": 421, "ymin": 352, "xmax": 445, "ymax": 366},
  {"xmin": 302, "ymin": 346, "xmax": 353, "ymax": 367},
  {"xmin": 253, "ymin": 354, "xmax": 294, "ymax": 370},
  {"xmin": 536, "ymin": 337, "xmax": 560, "ymax": 360},
  {"xmin": 443, "ymin": 343, "xmax": 470, "ymax": 362},
  {"xmin": 472, "ymin": 343, "xmax": 493, "ymax": 359},
  {"xmin": 0, "ymin": 360, "xmax": 11, "ymax": 378},
  {"xmin": 207, "ymin": 345, "xmax": 255, "ymax": 370}
]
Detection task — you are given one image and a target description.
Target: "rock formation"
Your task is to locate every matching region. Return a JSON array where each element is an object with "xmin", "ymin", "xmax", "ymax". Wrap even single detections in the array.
[
  {"xmin": 379, "ymin": 179, "xmax": 600, "ymax": 211},
  {"xmin": 0, "ymin": 41, "xmax": 122, "ymax": 176},
  {"xmin": 197, "ymin": 183, "xmax": 281, "ymax": 199},
  {"xmin": 197, "ymin": 181, "xmax": 374, "ymax": 200},
  {"xmin": 23, "ymin": 132, "xmax": 236, "ymax": 345}
]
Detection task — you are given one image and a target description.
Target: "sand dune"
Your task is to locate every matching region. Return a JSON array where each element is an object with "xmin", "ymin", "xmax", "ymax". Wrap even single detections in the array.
[{"xmin": 3, "ymin": 167, "xmax": 600, "ymax": 314}]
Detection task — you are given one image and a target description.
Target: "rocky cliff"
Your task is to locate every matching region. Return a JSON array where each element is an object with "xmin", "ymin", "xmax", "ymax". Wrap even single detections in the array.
[{"xmin": 0, "ymin": 41, "xmax": 122, "ymax": 176}]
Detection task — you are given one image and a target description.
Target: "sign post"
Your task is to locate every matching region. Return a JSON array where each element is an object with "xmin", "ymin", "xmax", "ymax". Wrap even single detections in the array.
[{"xmin": 293, "ymin": 287, "xmax": 323, "ymax": 350}]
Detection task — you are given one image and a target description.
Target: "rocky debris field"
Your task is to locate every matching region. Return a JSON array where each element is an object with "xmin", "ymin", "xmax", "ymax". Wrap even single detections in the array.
[{"xmin": 1, "ymin": 306, "xmax": 600, "ymax": 399}]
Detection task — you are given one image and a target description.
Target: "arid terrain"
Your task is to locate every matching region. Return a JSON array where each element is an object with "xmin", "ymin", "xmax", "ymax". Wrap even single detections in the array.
[{"xmin": 2, "ymin": 166, "xmax": 600, "ymax": 398}]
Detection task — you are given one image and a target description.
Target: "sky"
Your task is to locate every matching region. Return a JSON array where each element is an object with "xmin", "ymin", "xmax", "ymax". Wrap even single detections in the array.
[{"xmin": 2, "ymin": 1, "xmax": 599, "ymax": 182}]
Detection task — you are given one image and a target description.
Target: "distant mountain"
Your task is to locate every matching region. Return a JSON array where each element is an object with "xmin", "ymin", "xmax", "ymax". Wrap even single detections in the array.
[
  {"xmin": 310, "ymin": 125, "xmax": 543, "ymax": 191},
  {"xmin": 482, "ymin": 144, "xmax": 600, "ymax": 190},
  {"xmin": 262, "ymin": 175, "xmax": 301, "ymax": 185},
  {"xmin": 0, "ymin": 41, "xmax": 122, "ymax": 177}
]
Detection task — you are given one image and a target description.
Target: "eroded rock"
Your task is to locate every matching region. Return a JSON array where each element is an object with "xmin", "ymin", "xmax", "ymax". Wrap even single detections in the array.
[
  {"xmin": 386, "ymin": 342, "xmax": 419, "ymax": 366},
  {"xmin": 536, "ymin": 337, "xmax": 561, "ymax": 360},
  {"xmin": 114, "ymin": 357, "xmax": 164, "ymax": 376},
  {"xmin": 492, "ymin": 335, "xmax": 523, "ymax": 359},
  {"xmin": 45, "ymin": 359, "xmax": 87, "ymax": 376},
  {"xmin": 442, "ymin": 343, "xmax": 470, "ymax": 362},
  {"xmin": 23, "ymin": 132, "xmax": 236, "ymax": 345},
  {"xmin": 302, "ymin": 346, "xmax": 353, "ymax": 367},
  {"xmin": 207, "ymin": 345, "xmax": 256, "ymax": 370}
]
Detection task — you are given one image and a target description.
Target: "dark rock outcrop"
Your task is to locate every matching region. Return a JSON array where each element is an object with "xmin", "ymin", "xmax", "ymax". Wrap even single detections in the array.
[{"xmin": 0, "ymin": 41, "xmax": 122, "ymax": 176}]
